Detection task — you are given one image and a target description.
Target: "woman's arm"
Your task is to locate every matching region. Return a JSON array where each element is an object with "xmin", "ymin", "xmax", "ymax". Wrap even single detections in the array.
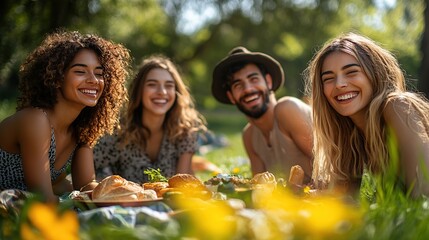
[
  {"xmin": 176, "ymin": 152, "xmax": 195, "ymax": 174},
  {"xmin": 92, "ymin": 134, "xmax": 119, "ymax": 180},
  {"xmin": 52, "ymin": 172, "xmax": 73, "ymax": 194},
  {"xmin": 384, "ymin": 99, "xmax": 429, "ymax": 197},
  {"xmin": 71, "ymin": 145, "xmax": 98, "ymax": 191},
  {"xmin": 18, "ymin": 109, "xmax": 58, "ymax": 202}
]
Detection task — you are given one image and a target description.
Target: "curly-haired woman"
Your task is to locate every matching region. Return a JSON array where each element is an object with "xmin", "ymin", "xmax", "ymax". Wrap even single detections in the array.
[
  {"xmin": 305, "ymin": 32, "xmax": 429, "ymax": 197},
  {"xmin": 94, "ymin": 54, "xmax": 207, "ymax": 183},
  {"xmin": 0, "ymin": 30, "xmax": 131, "ymax": 202}
]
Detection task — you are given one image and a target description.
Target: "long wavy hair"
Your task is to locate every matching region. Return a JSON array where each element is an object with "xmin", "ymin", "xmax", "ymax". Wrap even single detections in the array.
[
  {"xmin": 304, "ymin": 32, "xmax": 429, "ymax": 188},
  {"xmin": 119, "ymin": 54, "xmax": 206, "ymax": 148},
  {"xmin": 17, "ymin": 29, "xmax": 131, "ymax": 147}
]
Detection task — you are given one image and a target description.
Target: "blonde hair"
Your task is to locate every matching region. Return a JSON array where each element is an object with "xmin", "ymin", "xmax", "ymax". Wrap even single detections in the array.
[
  {"xmin": 119, "ymin": 54, "xmax": 206, "ymax": 148},
  {"xmin": 304, "ymin": 32, "xmax": 429, "ymax": 188}
]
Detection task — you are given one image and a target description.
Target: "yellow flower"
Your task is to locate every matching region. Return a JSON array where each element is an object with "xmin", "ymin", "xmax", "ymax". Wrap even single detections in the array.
[
  {"xmin": 254, "ymin": 188, "xmax": 362, "ymax": 238},
  {"xmin": 21, "ymin": 223, "xmax": 43, "ymax": 240},
  {"xmin": 27, "ymin": 203, "xmax": 56, "ymax": 234},
  {"xmin": 303, "ymin": 186, "xmax": 311, "ymax": 194},
  {"xmin": 176, "ymin": 198, "xmax": 236, "ymax": 239},
  {"xmin": 23, "ymin": 202, "xmax": 79, "ymax": 240},
  {"xmin": 232, "ymin": 167, "xmax": 240, "ymax": 174}
]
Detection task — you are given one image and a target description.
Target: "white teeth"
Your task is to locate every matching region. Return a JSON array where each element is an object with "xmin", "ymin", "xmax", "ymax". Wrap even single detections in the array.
[
  {"xmin": 337, "ymin": 92, "xmax": 357, "ymax": 101},
  {"xmin": 153, "ymin": 99, "xmax": 167, "ymax": 104},
  {"xmin": 244, "ymin": 94, "xmax": 259, "ymax": 103},
  {"xmin": 81, "ymin": 89, "xmax": 97, "ymax": 94}
]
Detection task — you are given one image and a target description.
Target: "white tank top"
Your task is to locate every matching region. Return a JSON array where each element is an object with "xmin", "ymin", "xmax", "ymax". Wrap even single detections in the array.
[{"xmin": 250, "ymin": 118, "xmax": 312, "ymax": 183}]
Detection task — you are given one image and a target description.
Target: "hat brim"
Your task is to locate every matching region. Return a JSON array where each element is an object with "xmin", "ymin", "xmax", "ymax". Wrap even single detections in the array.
[{"xmin": 212, "ymin": 51, "xmax": 285, "ymax": 104}]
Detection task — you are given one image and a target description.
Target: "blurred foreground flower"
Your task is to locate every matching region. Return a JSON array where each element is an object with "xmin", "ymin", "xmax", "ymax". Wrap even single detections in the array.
[
  {"xmin": 254, "ymin": 189, "xmax": 363, "ymax": 239},
  {"xmin": 174, "ymin": 197, "xmax": 236, "ymax": 239},
  {"xmin": 21, "ymin": 202, "xmax": 79, "ymax": 240}
]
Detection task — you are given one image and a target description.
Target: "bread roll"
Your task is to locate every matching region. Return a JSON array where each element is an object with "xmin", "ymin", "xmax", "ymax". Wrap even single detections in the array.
[
  {"xmin": 168, "ymin": 173, "xmax": 204, "ymax": 189},
  {"xmin": 92, "ymin": 175, "xmax": 156, "ymax": 201},
  {"xmin": 251, "ymin": 172, "xmax": 277, "ymax": 192},
  {"xmin": 143, "ymin": 182, "xmax": 169, "ymax": 197},
  {"xmin": 158, "ymin": 187, "xmax": 176, "ymax": 197},
  {"xmin": 251, "ymin": 171, "xmax": 277, "ymax": 185},
  {"xmin": 288, "ymin": 165, "xmax": 304, "ymax": 186}
]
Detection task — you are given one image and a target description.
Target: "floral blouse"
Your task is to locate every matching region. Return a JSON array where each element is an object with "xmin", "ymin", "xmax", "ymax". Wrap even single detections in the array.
[{"xmin": 93, "ymin": 132, "xmax": 198, "ymax": 183}]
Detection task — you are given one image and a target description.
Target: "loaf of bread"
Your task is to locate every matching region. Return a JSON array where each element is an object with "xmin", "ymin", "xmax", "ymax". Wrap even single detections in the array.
[
  {"xmin": 288, "ymin": 165, "xmax": 304, "ymax": 186},
  {"xmin": 168, "ymin": 173, "xmax": 205, "ymax": 189},
  {"xmin": 92, "ymin": 175, "xmax": 156, "ymax": 201}
]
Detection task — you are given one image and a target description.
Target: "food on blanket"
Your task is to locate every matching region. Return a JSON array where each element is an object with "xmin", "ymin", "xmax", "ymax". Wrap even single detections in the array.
[
  {"xmin": 69, "ymin": 190, "xmax": 91, "ymax": 201},
  {"xmin": 204, "ymin": 173, "xmax": 251, "ymax": 189},
  {"xmin": 168, "ymin": 173, "xmax": 205, "ymax": 190},
  {"xmin": 143, "ymin": 182, "xmax": 169, "ymax": 197},
  {"xmin": 251, "ymin": 171, "xmax": 277, "ymax": 188},
  {"xmin": 144, "ymin": 168, "xmax": 168, "ymax": 182},
  {"xmin": 288, "ymin": 165, "xmax": 305, "ymax": 186},
  {"xmin": 92, "ymin": 175, "xmax": 157, "ymax": 201},
  {"xmin": 276, "ymin": 178, "xmax": 287, "ymax": 188},
  {"xmin": 217, "ymin": 181, "xmax": 236, "ymax": 194},
  {"xmin": 158, "ymin": 187, "xmax": 176, "ymax": 197},
  {"xmin": 141, "ymin": 189, "xmax": 157, "ymax": 199},
  {"xmin": 158, "ymin": 174, "xmax": 210, "ymax": 199},
  {"xmin": 160, "ymin": 187, "xmax": 211, "ymax": 200}
]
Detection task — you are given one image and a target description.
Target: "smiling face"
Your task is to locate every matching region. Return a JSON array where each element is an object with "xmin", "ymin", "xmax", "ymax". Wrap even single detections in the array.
[
  {"xmin": 226, "ymin": 63, "xmax": 272, "ymax": 119},
  {"xmin": 141, "ymin": 68, "xmax": 176, "ymax": 116},
  {"xmin": 321, "ymin": 51, "xmax": 373, "ymax": 126},
  {"xmin": 60, "ymin": 49, "xmax": 104, "ymax": 108}
]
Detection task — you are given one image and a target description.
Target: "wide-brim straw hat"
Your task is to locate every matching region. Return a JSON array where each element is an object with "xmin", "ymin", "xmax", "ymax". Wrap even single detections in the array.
[{"xmin": 212, "ymin": 46, "xmax": 285, "ymax": 104}]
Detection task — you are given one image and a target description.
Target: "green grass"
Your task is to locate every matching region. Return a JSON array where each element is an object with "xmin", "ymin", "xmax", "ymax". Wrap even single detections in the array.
[
  {"xmin": 196, "ymin": 110, "xmax": 251, "ymax": 180},
  {"xmin": 201, "ymin": 109, "xmax": 248, "ymax": 135}
]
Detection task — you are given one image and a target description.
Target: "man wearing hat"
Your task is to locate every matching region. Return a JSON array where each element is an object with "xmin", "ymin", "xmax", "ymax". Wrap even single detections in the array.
[{"xmin": 212, "ymin": 46, "xmax": 313, "ymax": 183}]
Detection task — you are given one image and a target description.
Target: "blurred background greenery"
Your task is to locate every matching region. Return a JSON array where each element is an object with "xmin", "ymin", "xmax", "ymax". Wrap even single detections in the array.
[{"xmin": 1, "ymin": 0, "xmax": 429, "ymax": 121}]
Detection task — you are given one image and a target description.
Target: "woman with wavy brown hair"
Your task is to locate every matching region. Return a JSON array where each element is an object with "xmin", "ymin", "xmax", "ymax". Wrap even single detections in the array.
[
  {"xmin": 0, "ymin": 30, "xmax": 131, "ymax": 202},
  {"xmin": 94, "ymin": 54, "xmax": 207, "ymax": 183},
  {"xmin": 305, "ymin": 32, "xmax": 429, "ymax": 197}
]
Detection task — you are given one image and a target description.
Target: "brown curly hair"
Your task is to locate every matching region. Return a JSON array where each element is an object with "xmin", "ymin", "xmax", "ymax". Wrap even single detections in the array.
[
  {"xmin": 17, "ymin": 29, "xmax": 131, "ymax": 147},
  {"xmin": 119, "ymin": 54, "xmax": 206, "ymax": 148}
]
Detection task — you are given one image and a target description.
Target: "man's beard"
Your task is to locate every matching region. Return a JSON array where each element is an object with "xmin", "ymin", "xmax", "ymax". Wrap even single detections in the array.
[{"xmin": 236, "ymin": 90, "xmax": 270, "ymax": 119}]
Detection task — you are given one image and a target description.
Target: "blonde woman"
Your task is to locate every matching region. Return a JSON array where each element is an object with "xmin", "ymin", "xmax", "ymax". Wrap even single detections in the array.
[
  {"xmin": 94, "ymin": 55, "xmax": 207, "ymax": 183},
  {"xmin": 305, "ymin": 32, "xmax": 429, "ymax": 197}
]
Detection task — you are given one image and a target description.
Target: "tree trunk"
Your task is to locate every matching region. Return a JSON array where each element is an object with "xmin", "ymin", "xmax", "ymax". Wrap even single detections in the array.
[{"xmin": 420, "ymin": 0, "xmax": 429, "ymax": 97}]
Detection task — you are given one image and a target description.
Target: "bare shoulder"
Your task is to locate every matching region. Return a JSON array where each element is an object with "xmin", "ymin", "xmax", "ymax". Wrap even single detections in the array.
[
  {"xmin": 275, "ymin": 97, "xmax": 312, "ymax": 136},
  {"xmin": 275, "ymin": 96, "xmax": 311, "ymax": 121},
  {"xmin": 383, "ymin": 95, "xmax": 429, "ymax": 133},
  {"xmin": 17, "ymin": 108, "xmax": 51, "ymax": 128},
  {"xmin": 242, "ymin": 123, "xmax": 253, "ymax": 140},
  {"xmin": 383, "ymin": 97, "xmax": 414, "ymax": 123},
  {"xmin": 0, "ymin": 108, "xmax": 50, "ymax": 151},
  {"xmin": 275, "ymin": 96, "xmax": 311, "ymax": 113},
  {"xmin": 1, "ymin": 108, "xmax": 47, "ymax": 131},
  {"xmin": 14, "ymin": 109, "xmax": 52, "ymax": 145}
]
